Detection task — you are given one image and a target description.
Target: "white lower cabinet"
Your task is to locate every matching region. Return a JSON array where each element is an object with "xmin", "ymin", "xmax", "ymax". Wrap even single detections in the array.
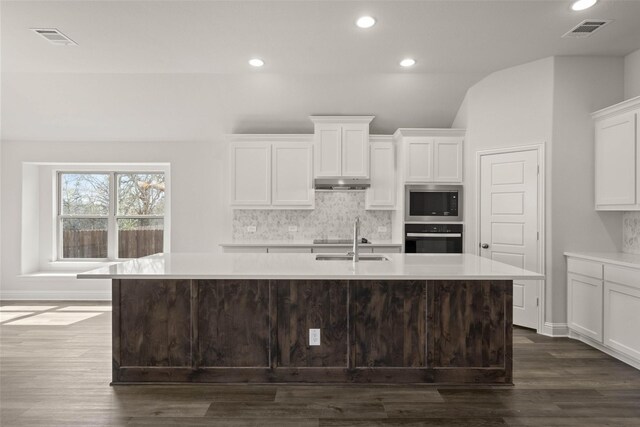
[
  {"xmin": 604, "ymin": 282, "xmax": 640, "ymax": 361},
  {"xmin": 567, "ymin": 273, "xmax": 603, "ymax": 342},
  {"xmin": 267, "ymin": 247, "xmax": 312, "ymax": 253},
  {"xmin": 223, "ymin": 247, "xmax": 268, "ymax": 253},
  {"xmin": 312, "ymin": 247, "xmax": 373, "ymax": 254},
  {"xmin": 604, "ymin": 265, "xmax": 640, "ymax": 361},
  {"xmin": 373, "ymin": 247, "xmax": 401, "ymax": 253},
  {"xmin": 222, "ymin": 245, "xmax": 401, "ymax": 254},
  {"xmin": 566, "ymin": 255, "xmax": 640, "ymax": 369}
]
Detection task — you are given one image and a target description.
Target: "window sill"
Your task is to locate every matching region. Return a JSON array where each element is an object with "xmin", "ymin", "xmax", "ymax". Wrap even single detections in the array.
[
  {"xmin": 19, "ymin": 261, "xmax": 120, "ymax": 278},
  {"xmin": 18, "ymin": 272, "xmax": 85, "ymax": 279}
]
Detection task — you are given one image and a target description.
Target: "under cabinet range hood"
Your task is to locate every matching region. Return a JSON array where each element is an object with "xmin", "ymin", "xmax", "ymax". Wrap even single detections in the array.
[{"xmin": 314, "ymin": 178, "xmax": 370, "ymax": 191}]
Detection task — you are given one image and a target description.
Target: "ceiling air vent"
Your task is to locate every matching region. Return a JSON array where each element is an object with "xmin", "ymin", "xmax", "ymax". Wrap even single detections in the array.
[
  {"xmin": 31, "ymin": 28, "xmax": 77, "ymax": 46},
  {"xmin": 562, "ymin": 19, "xmax": 612, "ymax": 38}
]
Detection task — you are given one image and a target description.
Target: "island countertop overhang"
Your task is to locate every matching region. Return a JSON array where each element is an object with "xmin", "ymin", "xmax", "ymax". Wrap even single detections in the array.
[{"xmin": 77, "ymin": 253, "xmax": 544, "ymax": 281}]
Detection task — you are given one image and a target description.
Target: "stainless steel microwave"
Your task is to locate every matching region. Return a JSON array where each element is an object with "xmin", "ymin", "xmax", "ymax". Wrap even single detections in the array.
[{"xmin": 405, "ymin": 185, "xmax": 463, "ymax": 222}]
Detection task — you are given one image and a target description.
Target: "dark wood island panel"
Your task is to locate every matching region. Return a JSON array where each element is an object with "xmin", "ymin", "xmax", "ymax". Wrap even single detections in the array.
[
  {"xmin": 196, "ymin": 279, "xmax": 270, "ymax": 367},
  {"xmin": 112, "ymin": 278, "xmax": 512, "ymax": 384},
  {"xmin": 353, "ymin": 280, "xmax": 426, "ymax": 368},
  {"xmin": 275, "ymin": 280, "xmax": 349, "ymax": 368}
]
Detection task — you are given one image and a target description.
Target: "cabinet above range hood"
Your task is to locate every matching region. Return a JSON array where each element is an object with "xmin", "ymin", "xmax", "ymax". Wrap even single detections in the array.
[{"xmin": 314, "ymin": 178, "xmax": 370, "ymax": 191}]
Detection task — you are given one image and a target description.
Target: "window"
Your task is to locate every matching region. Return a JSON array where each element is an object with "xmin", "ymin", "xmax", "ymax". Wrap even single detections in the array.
[{"xmin": 58, "ymin": 172, "xmax": 166, "ymax": 260}]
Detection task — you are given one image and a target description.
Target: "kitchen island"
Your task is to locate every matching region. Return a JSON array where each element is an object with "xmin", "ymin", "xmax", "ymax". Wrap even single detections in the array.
[{"xmin": 79, "ymin": 253, "xmax": 542, "ymax": 385}]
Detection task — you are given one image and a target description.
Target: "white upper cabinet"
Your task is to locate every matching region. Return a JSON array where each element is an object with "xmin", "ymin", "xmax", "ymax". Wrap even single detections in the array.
[
  {"xmin": 394, "ymin": 129, "xmax": 465, "ymax": 184},
  {"xmin": 366, "ymin": 137, "xmax": 396, "ymax": 210},
  {"xmin": 229, "ymin": 135, "xmax": 314, "ymax": 209},
  {"xmin": 314, "ymin": 123, "xmax": 342, "ymax": 177},
  {"xmin": 272, "ymin": 142, "xmax": 314, "ymax": 206},
  {"xmin": 310, "ymin": 116, "xmax": 374, "ymax": 179},
  {"xmin": 404, "ymin": 137, "xmax": 433, "ymax": 182},
  {"xmin": 434, "ymin": 137, "xmax": 463, "ymax": 182},
  {"xmin": 230, "ymin": 142, "xmax": 271, "ymax": 206},
  {"xmin": 341, "ymin": 123, "xmax": 369, "ymax": 177},
  {"xmin": 593, "ymin": 97, "xmax": 640, "ymax": 210}
]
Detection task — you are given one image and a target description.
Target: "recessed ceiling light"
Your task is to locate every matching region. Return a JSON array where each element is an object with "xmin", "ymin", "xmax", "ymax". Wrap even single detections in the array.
[
  {"xmin": 571, "ymin": 0, "xmax": 598, "ymax": 11},
  {"xmin": 248, "ymin": 58, "xmax": 264, "ymax": 67},
  {"xmin": 356, "ymin": 16, "xmax": 376, "ymax": 29},
  {"xmin": 400, "ymin": 58, "xmax": 416, "ymax": 67}
]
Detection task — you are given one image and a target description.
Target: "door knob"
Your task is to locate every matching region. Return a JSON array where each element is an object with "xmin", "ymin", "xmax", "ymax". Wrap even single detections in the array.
[{"xmin": 481, "ymin": 243, "xmax": 489, "ymax": 249}]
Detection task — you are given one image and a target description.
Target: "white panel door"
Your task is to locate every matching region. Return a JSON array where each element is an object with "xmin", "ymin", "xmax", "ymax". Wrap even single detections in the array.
[
  {"xmin": 341, "ymin": 124, "xmax": 369, "ymax": 177},
  {"xmin": 366, "ymin": 141, "xmax": 395, "ymax": 209},
  {"xmin": 595, "ymin": 112, "xmax": 637, "ymax": 207},
  {"xmin": 434, "ymin": 137, "xmax": 463, "ymax": 183},
  {"xmin": 567, "ymin": 273, "xmax": 603, "ymax": 342},
  {"xmin": 604, "ymin": 281, "xmax": 640, "ymax": 361},
  {"xmin": 480, "ymin": 149, "xmax": 540, "ymax": 329},
  {"xmin": 405, "ymin": 138, "xmax": 433, "ymax": 182},
  {"xmin": 272, "ymin": 142, "xmax": 313, "ymax": 207},
  {"xmin": 230, "ymin": 143, "xmax": 271, "ymax": 206},
  {"xmin": 314, "ymin": 123, "xmax": 341, "ymax": 177}
]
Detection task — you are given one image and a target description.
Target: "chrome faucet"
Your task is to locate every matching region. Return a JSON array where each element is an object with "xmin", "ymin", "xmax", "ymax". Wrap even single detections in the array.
[{"xmin": 352, "ymin": 216, "xmax": 360, "ymax": 263}]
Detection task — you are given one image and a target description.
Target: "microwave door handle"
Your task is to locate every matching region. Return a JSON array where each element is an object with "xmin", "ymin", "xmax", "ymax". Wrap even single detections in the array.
[{"xmin": 406, "ymin": 233, "xmax": 462, "ymax": 238}]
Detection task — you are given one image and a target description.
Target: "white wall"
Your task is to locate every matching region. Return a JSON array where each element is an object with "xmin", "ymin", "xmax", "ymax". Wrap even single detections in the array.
[
  {"xmin": 0, "ymin": 66, "xmax": 481, "ymax": 299},
  {"xmin": 0, "ymin": 140, "xmax": 229, "ymax": 299},
  {"xmin": 2, "ymin": 72, "xmax": 477, "ymax": 141},
  {"xmin": 550, "ymin": 56, "xmax": 624, "ymax": 327},
  {"xmin": 452, "ymin": 56, "xmax": 555, "ymax": 257},
  {"xmin": 624, "ymin": 48, "xmax": 640, "ymax": 99},
  {"xmin": 452, "ymin": 56, "xmax": 554, "ymax": 326},
  {"xmin": 452, "ymin": 56, "xmax": 625, "ymax": 329}
]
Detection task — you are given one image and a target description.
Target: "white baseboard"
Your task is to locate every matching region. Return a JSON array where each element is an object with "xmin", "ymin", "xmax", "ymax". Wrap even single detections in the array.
[
  {"xmin": 0, "ymin": 290, "xmax": 111, "ymax": 301},
  {"xmin": 540, "ymin": 322, "xmax": 569, "ymax": 337},
  {"xmin": 569, "ymin": 330, "xmax": 640, "ymax": 371}
]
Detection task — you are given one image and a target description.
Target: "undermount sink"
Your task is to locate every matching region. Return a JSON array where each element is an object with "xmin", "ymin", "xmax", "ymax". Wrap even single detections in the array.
[{"xmin": 315, "ymin": 254, "xmax": 389, "ymax": 261}]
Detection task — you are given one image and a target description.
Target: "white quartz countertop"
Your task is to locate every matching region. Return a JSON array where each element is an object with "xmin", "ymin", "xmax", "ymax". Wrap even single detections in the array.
[
  {"xmin": 78, "ymin": 253, "xmax": 544, "ymax": 281},
  {"xmin": 564, "ymin": 251, "xmax": 640, "ymax": 269},
  {"xmin": 219, "ymin": 240, "xmax": 402, "ymax": 247}
]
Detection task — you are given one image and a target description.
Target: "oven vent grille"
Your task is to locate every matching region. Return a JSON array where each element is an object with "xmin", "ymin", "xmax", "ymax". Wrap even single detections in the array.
[
  {"xmin": 31, "ymin": 28, "xmax": 77, "ymax": 46},
  {"xmin": 562, "ymin": 20, "xmax": 612, "ymax": 38}
]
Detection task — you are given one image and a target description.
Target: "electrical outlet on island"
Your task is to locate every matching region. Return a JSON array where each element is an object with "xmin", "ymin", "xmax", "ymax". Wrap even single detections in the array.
[{"xmin": 309, "ymin": 329, "xmax": 321, "ymax": 346}]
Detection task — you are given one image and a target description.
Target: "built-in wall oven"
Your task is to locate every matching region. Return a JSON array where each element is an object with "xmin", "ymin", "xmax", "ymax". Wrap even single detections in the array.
[
  {"xmin": 405, "ymin": 185, "xmax": 462, "ymax": 222},
  {"xmin": 404, "ymin": 223, "xmax": 463, "ymax": 254}
]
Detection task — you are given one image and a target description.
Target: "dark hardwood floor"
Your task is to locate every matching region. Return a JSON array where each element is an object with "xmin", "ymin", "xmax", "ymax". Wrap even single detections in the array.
[{"xmin": 1, "ymin": 301, "xmax": 640, "ymax": 426}]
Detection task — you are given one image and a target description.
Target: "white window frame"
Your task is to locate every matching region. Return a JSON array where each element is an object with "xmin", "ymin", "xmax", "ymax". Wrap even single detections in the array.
[{"xmin": 56, "ymin": 170, "xmax": 169, "ymax": 261}]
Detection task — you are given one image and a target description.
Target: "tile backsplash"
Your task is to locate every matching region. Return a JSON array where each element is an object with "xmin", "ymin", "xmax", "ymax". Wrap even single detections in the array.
[
  {"xmin": 623, "ymin": 212, "xmax": 640, "ymax": 254},
  {"xmin": 233, "ymin": 191, "xmax": 392, "ymax": 241}
]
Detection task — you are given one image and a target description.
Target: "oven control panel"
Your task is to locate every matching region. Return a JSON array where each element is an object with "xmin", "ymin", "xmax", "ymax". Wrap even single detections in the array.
[{"xmin": 405, "ymin": 224, "xmax": 463, "ymax": 234}]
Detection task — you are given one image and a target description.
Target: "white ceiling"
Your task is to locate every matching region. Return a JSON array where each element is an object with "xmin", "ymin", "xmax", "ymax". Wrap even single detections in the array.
[
  {"xmin": 4, "ymin": 0, "xmax": 640, "ymax": 74},
  {"xmin": 2, "ymin": 0, "xmax": 640, "ymax": 140}
]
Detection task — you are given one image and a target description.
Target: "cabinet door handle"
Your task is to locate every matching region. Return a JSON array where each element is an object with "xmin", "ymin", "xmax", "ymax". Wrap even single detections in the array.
[{"xmin": 481, "ymin": 243, "xmax": 489, "ymax": 249}]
